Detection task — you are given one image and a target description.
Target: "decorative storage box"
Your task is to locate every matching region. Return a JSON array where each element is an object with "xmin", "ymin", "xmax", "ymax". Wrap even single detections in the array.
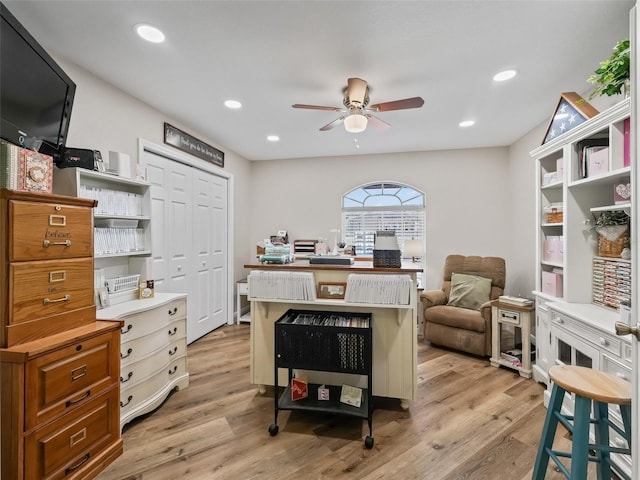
[
  {"xmin": 0, "ymin": 141, "xmax": 53, "ymax": 193},
  {"xmin": 624, "ymin": 118, "xmax": 631, "ymax": 167},
  {"xmin": 543, "ymin": 236, "xmax": 563, "ymax": 264},
  {"xmin": 543, "ymin": 203, "xmax": 563, "ymax": 223},
  {"xmin": 541, "ymin": 270, "xmax": 563, "ymax": 297},
  {"xmin": 614, "ymin": 178, "xmax": 631, "ymax": 204},
  {"xmin": 587, "ymin": 146, "xmax": 609, "ymax": 177},
  {"xmin": 373, "ymin": 230, "xmax": 401, "ymax": 268}
]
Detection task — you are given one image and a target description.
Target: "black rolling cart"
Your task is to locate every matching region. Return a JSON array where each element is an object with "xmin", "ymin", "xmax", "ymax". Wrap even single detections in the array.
[{"xmin": 268, "ymin": 309, "xmax": 374, "ymax": 449}]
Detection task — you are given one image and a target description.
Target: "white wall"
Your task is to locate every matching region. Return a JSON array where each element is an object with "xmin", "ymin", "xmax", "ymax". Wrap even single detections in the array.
[
  {"xmin": 52, "ymin": 57, "xmax": 253, "ymax": 284},
  {"xmin": 248, "ymin": 148, "xmax": 512, "ymax": 291}
]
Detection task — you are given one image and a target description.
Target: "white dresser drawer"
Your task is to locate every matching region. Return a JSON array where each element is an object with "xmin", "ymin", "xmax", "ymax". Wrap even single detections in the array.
[
  {"xmin": 120, "ymin": 319, "xmax": 186, "ymax": 367},
  {"xmin": 118, "ymin": 298, "xmax": 186, "ymax": 342},
  {"xmin": 120, "ymin": 356, "xmax": 187, "ymax": 415},
  {"xmin": 120, "ymin": 337, "xmax": 187, "ymax": 390},
  {"xmin": 550, "ymin": 310, "xmax": 621, "ymax": 358},
  {"xmin": 602, "ymin": 354, "xmax": 632, "ymax": 382}
]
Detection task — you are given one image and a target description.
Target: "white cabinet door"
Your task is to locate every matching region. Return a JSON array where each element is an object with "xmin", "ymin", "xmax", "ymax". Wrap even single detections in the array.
[
  {"xmin": 142, "ymin": 147, "xmax": 229, "ymax": 344},
  {"xmin": 145, "ymin": 152, "xmax": 170, "ymax": 290},
  {"xmin": 191, "ymin": 169, "xmax": 227, "ymax": 340},
  {"xmin": 166, "ymin": 160, "xmax": 193, "ymax": 297}
]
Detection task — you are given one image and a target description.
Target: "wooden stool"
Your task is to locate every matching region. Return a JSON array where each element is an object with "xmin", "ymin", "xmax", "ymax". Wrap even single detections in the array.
[{"xmin": 532, "ymin": 365, "xmax": 632, "ymax": 480}]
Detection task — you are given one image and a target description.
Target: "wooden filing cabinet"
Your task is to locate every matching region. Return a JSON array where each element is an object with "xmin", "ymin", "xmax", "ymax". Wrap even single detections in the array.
[
  {"xmin": 0, "ymin": 189, "xmax": 123, "ymax": 480},
  {"xmin": 0, "ymin": 190, "xmax": 97, "ymax": 347}
]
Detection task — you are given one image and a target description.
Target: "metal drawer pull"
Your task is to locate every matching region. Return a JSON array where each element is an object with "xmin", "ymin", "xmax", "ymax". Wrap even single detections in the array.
[
  {"xmin": 42, "ymin": 239, "xmax": 71, "ymax": 247},
  {"xmin": 44, "ymin": 294, "xmax": 70, "ymax": 305},
  {"xmin": 121, "ymin": 372, "xmax": 133, "ymax": 383},
  {"xmin": 70, "ymin": 365, "xmax": 87, "ymax": 381},
  {"xmin": 65, "ymin": 390, "xmax": 90, "ymax": 407},
  {"xmin": 168, "ymin": 327, "xmax": 178, "ymax": 336},
  {"xmin": 121, "ymin": 348, "xmax": 133, "ymax": 359},
  {"xmin": 169, "ymin": 346, "xmax": 178, "ymax": 356},
  {"xmin": 120, "ymin": 395, "xmax": 133, "ymax": 408},
  {"xmin": 168, "ymin": 307, "xmax": 178, "ymax": 316},
  {"xmin": 65, "ymin": 453, "xmax": 90, "ymax": 475},
  {"xmin": 69, "ymin": 428, "xmax": 87, "ymax": 447},
  {"xmin": 49, "ymin": 270, "xmax": 67, "ymax": 282},
  {"xmin": 121, "ymin": 324, "xmax": 133, "ymax": 334},
  {"xmin": 168, "ymin": 366, "xmax": 178, "ymax": 375},
  {"xmin": 615, "ymin": 372, "xmax": 628, "ymax": 380},
  {"xmin": 48, "ymin": 214, "xmax": 67, "ymax": 226}
]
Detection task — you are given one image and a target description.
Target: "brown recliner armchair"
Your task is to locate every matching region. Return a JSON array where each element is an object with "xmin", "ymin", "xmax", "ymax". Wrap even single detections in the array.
[{"xmin": 421, "ymin": 255, "xmax": 506, "ymax": 356}]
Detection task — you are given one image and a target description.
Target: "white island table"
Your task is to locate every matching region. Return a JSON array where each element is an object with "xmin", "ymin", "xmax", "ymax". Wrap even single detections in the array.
[{"xmin": 245, "ymin": 260, "xmax": 421, "ymax": 409}]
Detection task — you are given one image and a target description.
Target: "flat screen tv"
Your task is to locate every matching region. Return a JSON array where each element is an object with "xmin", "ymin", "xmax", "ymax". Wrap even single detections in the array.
[{"xmin": 0, "ymin": 2, "xmax": 75, "ymax": 158}]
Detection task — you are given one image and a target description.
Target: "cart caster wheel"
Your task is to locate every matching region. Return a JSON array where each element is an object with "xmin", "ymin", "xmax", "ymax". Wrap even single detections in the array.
[
  {"xmin": 268, "ymin": 424, "xmax": 279, "ymax": 436},
  {"xmin": 364, "ymin": 436, "xmax": 374, "ymax": 449}
]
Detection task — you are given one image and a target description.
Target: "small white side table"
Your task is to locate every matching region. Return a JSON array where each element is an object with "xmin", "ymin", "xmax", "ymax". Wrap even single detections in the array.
[
  {"xmin": 490, "ymin": 301, "xmax": 535, "ymax": 378},
  {"xmin": 236, "ymin": 279, "xmax": 251, "ymax": 324}
]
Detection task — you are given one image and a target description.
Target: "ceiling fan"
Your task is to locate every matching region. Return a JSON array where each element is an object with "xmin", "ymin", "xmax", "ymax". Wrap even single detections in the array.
[{"xmin": 292, "ymin": 77, "xmax": 424, "ymax": 133}]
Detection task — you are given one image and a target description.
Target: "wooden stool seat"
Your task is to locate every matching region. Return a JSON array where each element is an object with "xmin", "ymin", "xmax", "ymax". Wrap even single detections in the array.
[
  {"xmin": 550, "ymin": 365, "xmax": 631, "ymax": 405},
  {"xmin": 533, "ymin": 365, "xmax": 632, "ymax": 480}
]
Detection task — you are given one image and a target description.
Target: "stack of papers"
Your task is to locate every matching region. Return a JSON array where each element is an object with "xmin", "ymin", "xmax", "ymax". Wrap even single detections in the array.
[
  {"xmin": 248, "ymin": 271, "xmax": 316, "ymax": 301},
  {"xmin": 345, "ymin": 274, "xmax": 412, "ymax": 305}
]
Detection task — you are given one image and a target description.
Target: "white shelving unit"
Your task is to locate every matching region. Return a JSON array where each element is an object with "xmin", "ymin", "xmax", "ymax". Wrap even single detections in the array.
[
  {"xmin": 53, "ymin": 167, "xmax": 152, "ymax": 304},
  {"xmin": 530, "ymin": 99, "xmax": 633, "ymax": 479}
]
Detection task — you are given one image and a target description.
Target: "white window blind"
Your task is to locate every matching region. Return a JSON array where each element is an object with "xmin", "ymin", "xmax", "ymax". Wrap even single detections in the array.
[{"xmin": 341, "ymin": 183, "xmax": 425, "ymax": 257}]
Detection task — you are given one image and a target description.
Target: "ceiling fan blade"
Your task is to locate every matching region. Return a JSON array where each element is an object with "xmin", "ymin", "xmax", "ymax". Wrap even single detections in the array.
[
  {"xmin": 368, "ymin": 96, "xmax": 425, "ymax": 112},
  {"xmin": 292, "ymin": 103, "xmax": 344, "ymax": 112},
  {"xmin": 319, "ymin": 116, "xmax": 345, "ymax": 131},
  {"xmin": 347, "ymin": 78, "xmax": 368, "ymax": 105},
  {"xmin": 365, "ymin": 114, "xmax": 391, "ymax": 131}
]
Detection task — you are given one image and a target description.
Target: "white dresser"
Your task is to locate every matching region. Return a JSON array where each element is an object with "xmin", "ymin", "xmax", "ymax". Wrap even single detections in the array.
[{"xmin": 97, "ymin": 293, "xmax": 189, "ymax": 431}]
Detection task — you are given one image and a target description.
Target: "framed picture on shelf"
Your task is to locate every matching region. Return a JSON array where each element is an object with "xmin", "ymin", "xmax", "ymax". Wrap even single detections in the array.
[
  {"xmin": 542, "ymin": 92, "xmax": 599, "ymax": 145},
  {"xmin": 317, "ymin": 282, "xmax": 347, "ymax": 299}
]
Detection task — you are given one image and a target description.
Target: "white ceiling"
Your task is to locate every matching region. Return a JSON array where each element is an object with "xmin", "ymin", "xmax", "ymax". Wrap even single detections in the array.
[{"xmin": 4, "ymin": 0, "xmax": 634, "ymax": 161}]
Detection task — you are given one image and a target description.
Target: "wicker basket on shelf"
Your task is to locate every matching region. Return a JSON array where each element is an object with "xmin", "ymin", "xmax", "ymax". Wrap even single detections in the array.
[{"xmin": 596, "ymin": 224, "xmax": 630, "ymax": 258}]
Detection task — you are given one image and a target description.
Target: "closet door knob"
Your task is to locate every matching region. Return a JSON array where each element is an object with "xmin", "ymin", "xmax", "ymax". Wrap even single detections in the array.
[{"xmin": 615, "ymin": 322, "xmax": 640, "ymax": 341}]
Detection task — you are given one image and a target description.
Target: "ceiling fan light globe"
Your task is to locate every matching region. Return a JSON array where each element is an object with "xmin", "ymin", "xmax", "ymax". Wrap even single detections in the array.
[{"xmin": 344, "ymin": 114, "xmax": 368, "ymax": 133}]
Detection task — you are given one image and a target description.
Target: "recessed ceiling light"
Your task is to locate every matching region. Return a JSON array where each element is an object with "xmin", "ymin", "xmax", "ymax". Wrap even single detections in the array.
[
  {"xmin": 493, "ymin": 69, "xmax": 517, "ymax": 82},
  {"xmin": 134, "ymin": 24, "xmax": 165, "ymax": 43},
  {"xmin": 459, "ymin": 120, "xmax": 475, "ymax": 127},
  {"xmin": 267, "ymin": 135, "xmax": 280, "ymax": 142},
  {"xmin": 224, "ymin": 100, "xmax": 242, "ymax": 109}
]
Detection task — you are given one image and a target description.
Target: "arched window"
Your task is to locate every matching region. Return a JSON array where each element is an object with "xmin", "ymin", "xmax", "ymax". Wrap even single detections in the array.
[{"xmin": 342, "ymin": 182, "xmax": 425, "ymax": 257}]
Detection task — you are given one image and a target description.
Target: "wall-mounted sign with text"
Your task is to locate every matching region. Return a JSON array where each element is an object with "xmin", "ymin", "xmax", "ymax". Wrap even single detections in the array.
[{"xmin": 163, "ymin": 122, "xmax": 224, "ymax": 168}]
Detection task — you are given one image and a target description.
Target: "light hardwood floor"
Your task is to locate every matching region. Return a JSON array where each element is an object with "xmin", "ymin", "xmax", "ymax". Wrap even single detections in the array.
[{"xmin": 97, "ymin": 324, "xmax": 618, "ymax": 480}]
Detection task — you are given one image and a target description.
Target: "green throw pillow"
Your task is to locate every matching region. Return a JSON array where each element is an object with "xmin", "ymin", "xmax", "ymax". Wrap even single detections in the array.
[{"xmin": 447, "ymin": 273, "xmax": 492, "ymax": 310}]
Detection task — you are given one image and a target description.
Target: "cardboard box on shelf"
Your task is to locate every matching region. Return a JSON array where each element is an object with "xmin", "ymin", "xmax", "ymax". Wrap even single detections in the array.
[{"xmin": 541, "ymin": 270, "xmax": 563, "ymax": 297}]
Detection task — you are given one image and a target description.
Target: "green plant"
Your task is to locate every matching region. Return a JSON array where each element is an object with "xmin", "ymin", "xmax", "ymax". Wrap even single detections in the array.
[{"xmin": 587, "ymin": 39, "xmax": 630, "ymax": 99}]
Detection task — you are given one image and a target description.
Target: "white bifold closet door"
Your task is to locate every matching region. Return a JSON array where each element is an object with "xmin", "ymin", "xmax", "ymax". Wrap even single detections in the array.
[{"xmin": 143, "ymin": 150, "xmax": 228, "ymax": 343}]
